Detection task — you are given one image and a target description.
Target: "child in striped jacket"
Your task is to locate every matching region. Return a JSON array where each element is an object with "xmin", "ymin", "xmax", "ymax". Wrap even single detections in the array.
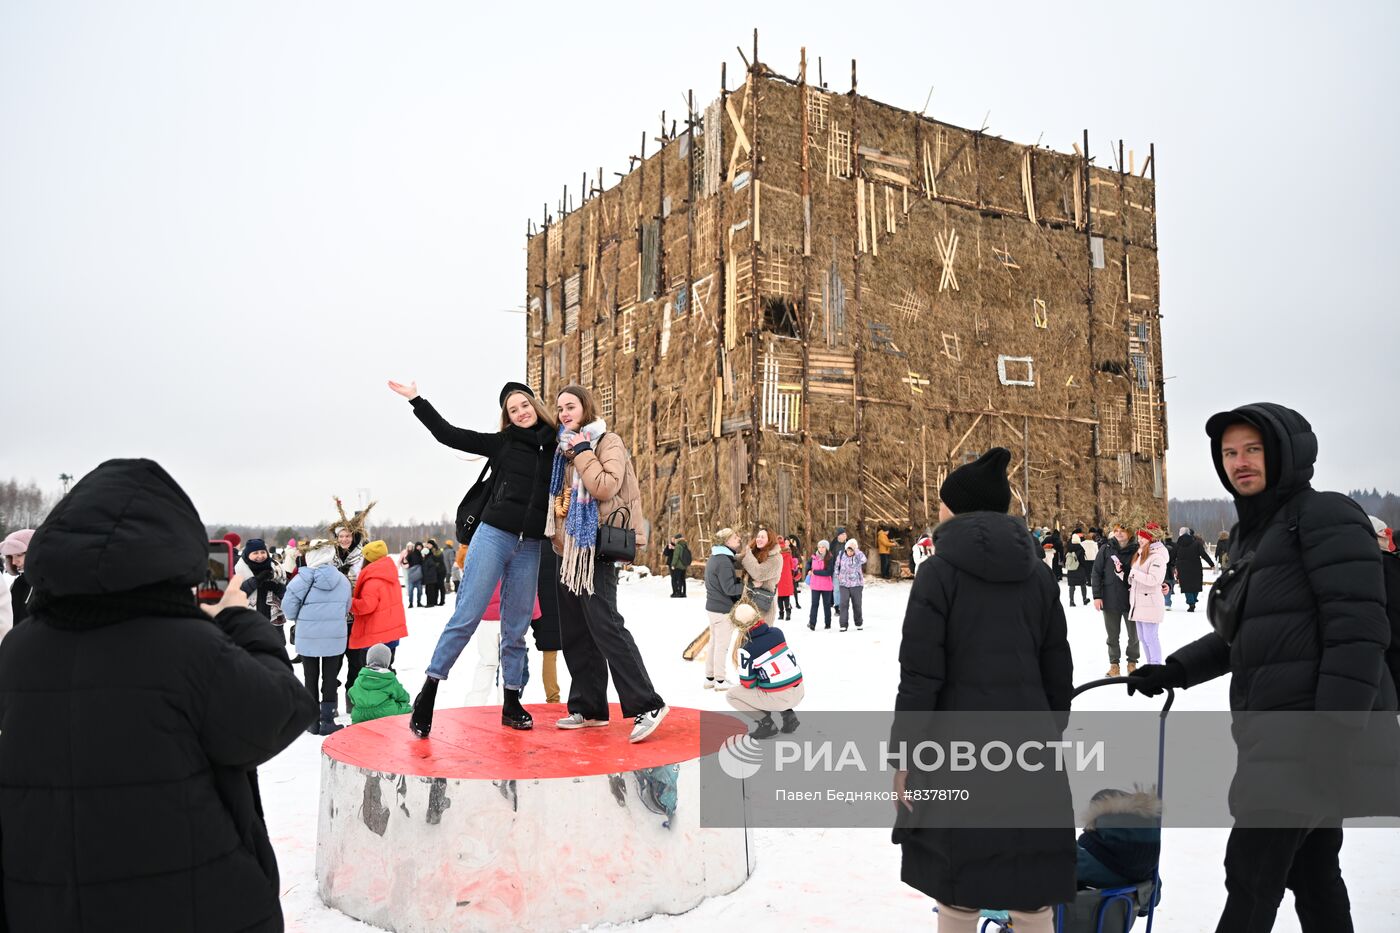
[{"xmin": 726, "ymin": 603, "xmax": 805, "ymax": 738}]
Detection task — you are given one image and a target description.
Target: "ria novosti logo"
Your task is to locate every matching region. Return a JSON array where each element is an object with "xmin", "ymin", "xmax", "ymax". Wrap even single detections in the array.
[
  {"xmin": 717, "ymin": 733, "xmax": 765, "ymax": 780},
  {"xmin": 714, "ymin": 737, "xmax": 1105, "ymax": 779}
]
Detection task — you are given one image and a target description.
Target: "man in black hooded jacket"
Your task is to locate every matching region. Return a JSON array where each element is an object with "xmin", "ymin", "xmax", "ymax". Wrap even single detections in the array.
[
  {"xmin": 0, "ymin": 459, "xmax": 316, "ymax": 932},
  {"xmin": 1128, "ymin": 404, "xmax": 1398, "ymax": 933}
]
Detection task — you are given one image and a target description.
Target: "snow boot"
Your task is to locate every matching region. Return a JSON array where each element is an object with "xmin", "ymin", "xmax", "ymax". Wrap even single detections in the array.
[
  {"xmin": 317, "ymin": 701, "xmax": 343, "ymax": 736},
  {"xmin": 410, "ymin": 677, "xmax": 439, "ymax": 738},
  {"xmin": 1106, "ymin": 663, "xmax": 1121, "ymax": 678},
  {"xmin": 1127, "ymin": 662, "xmax": 1138, "ymax": 674},
  {"xmin": 750, "ymin": 715, "xmax": 780, "ymax": 740},
  {"xmin": 780, "ymin": 710, "xmax": 800, "ymax": 734},
  {"xmin": 501, "ymin": 688, "xmax": 533, "ymax": 730}
]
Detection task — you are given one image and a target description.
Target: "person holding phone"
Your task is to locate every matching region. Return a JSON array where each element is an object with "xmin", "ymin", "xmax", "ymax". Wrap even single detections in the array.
[
  {"xmin": 0, "ymin": 458, "xmax": 315, "ymax": 932},
  {"xmin": 389, "ymin": 379, "xmax": 557, "ymax": 738}
]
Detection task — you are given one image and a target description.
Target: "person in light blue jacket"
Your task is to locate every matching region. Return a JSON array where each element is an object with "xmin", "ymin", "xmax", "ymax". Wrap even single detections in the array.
[{"xmin": 282, "ymin": 543, "xmax": 352, "ymax": 735}]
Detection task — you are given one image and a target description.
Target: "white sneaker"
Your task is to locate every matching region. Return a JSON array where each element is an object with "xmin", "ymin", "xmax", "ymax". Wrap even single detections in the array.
[
  {"xmin": 629, "ymin": 706, "xmax": 669, "ymax": 743},
  {"xmin": 703, "ymin": 678, "xmax": 716, "ymax": 690},
  {"xmin": 555, "ymin": 712, "xmax": 609, "ymax": 729},
  {"xmin": 713, "ymin": 679, "xmax": 730, "ymax": 690}
]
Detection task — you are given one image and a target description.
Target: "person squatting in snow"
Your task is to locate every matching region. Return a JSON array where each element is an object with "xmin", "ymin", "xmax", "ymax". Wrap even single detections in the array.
[
  {"xmin": 726, "ymin": 600, "xmax": 803, "ymax": 739},
  {"xmin": 389, "ymin": 378, "xmax": 556, "ymax": 739}
]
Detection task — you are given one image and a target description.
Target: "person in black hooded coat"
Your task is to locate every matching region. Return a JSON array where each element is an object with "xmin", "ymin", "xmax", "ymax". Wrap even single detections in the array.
[
  {"xmin": 0, "ymin": 459, "xmax": 316, "ymax": 932},
  {"xmin": 1129, "ymin": 403, "xmax": 1399, "ymax": 933},
  {"xmin": 1171, "ymin": 529, "xmax": 1213, "ymax": 611},
  {"xmin": 893, "ymin": 449, "xmax": 1075, "ymax": 929}
]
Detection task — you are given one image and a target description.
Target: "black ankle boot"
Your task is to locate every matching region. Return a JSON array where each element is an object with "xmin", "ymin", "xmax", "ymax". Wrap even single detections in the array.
[
  {"xmin": 751, "ymin": 715, "xmax": 779, "ymax": 739},
  {"xmin": 780, "ymin": 709, "xmax": 800, "ymax": 734},
  {"xmin": 501, "ymin": 688, "xmax": 533, "ymax": 730},
  {"xmin": 410, "ymin": 677, "xmax": 439, "ymax": 738},
  {"xmin": 317, "ymin": 701, "xmax": 343, "ymax": 736}
]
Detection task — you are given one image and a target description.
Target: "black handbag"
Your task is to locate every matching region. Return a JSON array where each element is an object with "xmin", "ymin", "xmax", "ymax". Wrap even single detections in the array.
[
  {"xmin": 455, "ymin": 456, "xmax": 498, "ymax": 544},
  {"xmin": 1206, "ymin": 555, "xmax": 1254, "ymax": 644},
  {"xmin": 1206, "ymin": 499, "xmax": 1302, "ymax": 644},
  {"xmin": 745, "ymin": 583, "xmax": 776, "ymax": 614},
  {"xmin": 597, "ymin": 507, "xmax": 637, "ymax": 563}
]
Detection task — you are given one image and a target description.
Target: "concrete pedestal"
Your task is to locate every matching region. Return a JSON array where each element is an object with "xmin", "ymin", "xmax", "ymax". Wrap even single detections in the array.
[{"xmin": 317, "ymin": 704, "xmax": 750, "ymax": 932}]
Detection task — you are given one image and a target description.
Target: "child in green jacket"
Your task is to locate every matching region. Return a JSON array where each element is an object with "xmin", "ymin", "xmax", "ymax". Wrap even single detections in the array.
[{"xmin": 348, "ymin": 644, "xmax": 412, "ymax": 724}]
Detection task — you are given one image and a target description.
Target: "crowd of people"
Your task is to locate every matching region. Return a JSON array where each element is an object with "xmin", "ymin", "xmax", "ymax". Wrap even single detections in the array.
[{"xmin": 1, "ymin": 395, "xmax": 1398, "ymax": 933}]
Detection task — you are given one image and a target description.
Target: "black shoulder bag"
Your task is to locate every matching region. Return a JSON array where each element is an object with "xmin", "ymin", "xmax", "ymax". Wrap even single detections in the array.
[
  {"xmin": 597, "ymin": 507, "xmax": 637, "ymax": 563},
  {"xmin": 455, "ymin": 455, "xmax": 499, "ymax": 544},
  {"xmin": 1207, "ymin": 498, "xmax": 1302, "ymax": 644}
]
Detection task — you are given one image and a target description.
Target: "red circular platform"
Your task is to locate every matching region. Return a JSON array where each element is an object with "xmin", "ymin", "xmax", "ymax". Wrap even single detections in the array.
[{"xmin": 321, "ymin": 704, "xmax": 742, "ymax": 780}]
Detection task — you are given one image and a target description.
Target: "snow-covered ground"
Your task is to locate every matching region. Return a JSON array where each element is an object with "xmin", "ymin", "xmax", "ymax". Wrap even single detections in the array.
[{"xmin": 263, "ymin": 573, "xmax": 1400, "ymax": 932}]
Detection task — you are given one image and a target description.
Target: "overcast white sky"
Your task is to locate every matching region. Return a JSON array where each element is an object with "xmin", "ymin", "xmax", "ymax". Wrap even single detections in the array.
[{"xmin": 3, "ymin": 1, "xmax": 1397, "ymax": 525}]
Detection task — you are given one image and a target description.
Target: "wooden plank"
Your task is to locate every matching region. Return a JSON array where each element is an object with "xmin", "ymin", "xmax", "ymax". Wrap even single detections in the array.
[
  {"xmin": 948, "ymin": 413, "xmax": 985, "ymax": 459},
  {"xmin": 866, "ymin": 166, "xmax": 911, "ymax": 186},
  {"xmin": 857, "ymin": 146, "xmax": 913, "ymax": 168}
]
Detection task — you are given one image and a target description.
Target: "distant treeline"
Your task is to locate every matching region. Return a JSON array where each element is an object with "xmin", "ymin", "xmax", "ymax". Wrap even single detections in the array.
[
  {"xmin": 0, "ymin": 480, "xmax": 58, "ymax": 540},
  {"xmin": 204, "ymin": 520, "xmax": 456, "ymax": 552},
  {"xmin": 1171, "ymin": 490, "xmax": 1400, "ymax": 537}
]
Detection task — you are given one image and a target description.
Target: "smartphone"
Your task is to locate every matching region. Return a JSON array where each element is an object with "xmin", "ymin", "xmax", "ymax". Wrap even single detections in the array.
[{"xmin": 198, "ymin": 539, "xmax": 236, "ymax": 605}]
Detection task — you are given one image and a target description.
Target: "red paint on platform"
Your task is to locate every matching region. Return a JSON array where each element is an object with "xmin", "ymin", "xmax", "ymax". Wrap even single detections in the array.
[{"xmin": 321, "ymin": 704, "xmax": 743, "ymax": 780}]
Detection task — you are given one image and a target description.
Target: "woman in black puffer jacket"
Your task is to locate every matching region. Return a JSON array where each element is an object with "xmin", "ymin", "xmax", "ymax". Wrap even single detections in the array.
[{"xmin": 389, "ymin": 379, "xmax": 556, "ymax": 738}]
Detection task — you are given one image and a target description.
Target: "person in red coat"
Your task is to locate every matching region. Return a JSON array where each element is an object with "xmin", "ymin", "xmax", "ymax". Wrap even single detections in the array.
[
  {"xmin": 348, "ymin": 541, "xmax": 409, "ymax": 694},
  {"xmin": 776, "ymin": 539, "xmax": 798, "ymax": 621}
]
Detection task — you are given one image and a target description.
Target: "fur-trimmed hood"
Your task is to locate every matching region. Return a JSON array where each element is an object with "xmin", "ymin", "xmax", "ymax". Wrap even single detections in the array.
[{"xmin": 1082, "ymin": 788, "xmax": 1161, "ymax": 830}]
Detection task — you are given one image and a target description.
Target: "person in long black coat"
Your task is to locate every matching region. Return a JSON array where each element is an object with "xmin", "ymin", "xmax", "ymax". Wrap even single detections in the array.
[
  {"xmin": 1129, "ymin": 403, "xmax": 1399, "ymax": 933},
  {"xmin": 893, "ymin": 449, "xmax": 1075, "ymax": 928},
  {"xmin": 1171, "ymin": 528, "xmax": 1214, "ymax": 611},
  {"xmin": 0, "ymin": 459, "xmax": 316, "ymax": 932}
]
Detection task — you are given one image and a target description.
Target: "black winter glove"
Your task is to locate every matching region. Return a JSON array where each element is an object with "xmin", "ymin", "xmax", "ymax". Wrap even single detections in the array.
[{"xmin": 1126, "ymin": 660, "xmax": 1186, "ymax": 698}]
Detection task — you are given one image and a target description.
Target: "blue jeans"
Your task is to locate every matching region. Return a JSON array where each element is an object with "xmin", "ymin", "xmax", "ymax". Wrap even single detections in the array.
[
  {"xmin": 425, "ymin": 523, "xmax": 541, "ymax": 689},
  {"xmin": 406, "ymin": 567, "xmax": 424, "ymax": 605}
]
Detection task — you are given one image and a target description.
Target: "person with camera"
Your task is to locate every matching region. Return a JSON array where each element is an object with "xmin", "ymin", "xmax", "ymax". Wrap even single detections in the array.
[
  {"xmin": 549, "ymin": 385, "xmax": 668, "ymax": 744},
  {"xmin": 0, "ymin": 459, "xmax": 315, "ymax": 932},
  {"xmin": 1128, "ymin": 403, "xmax": 1399, "ymax": 932},
  {"xmin": 389, "ymin": 379, "xmax": 557, "ymax": 738}
]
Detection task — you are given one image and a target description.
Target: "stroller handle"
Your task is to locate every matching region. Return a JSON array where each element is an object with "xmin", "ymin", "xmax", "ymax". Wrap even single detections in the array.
[{"xmin": 1071, "ymin": 676, "xmax": 1174, "ymax": 715}]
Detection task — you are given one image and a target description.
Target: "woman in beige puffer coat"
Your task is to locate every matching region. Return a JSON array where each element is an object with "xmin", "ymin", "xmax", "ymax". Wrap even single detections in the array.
[{"xmin": 740, "ymin": 525, "xmax": 785, "ymax": 626}]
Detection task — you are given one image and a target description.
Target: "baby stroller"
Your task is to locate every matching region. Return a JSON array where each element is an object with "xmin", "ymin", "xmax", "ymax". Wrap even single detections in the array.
[{"xmin": 964, "ymin": 676, "xmax": 1171, "ymax": 933}]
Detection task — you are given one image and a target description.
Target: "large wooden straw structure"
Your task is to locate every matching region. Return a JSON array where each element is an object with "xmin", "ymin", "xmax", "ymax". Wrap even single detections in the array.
[{"xmin": 525, "ymin": 36, "xmax": 1167, "ymax": 566}]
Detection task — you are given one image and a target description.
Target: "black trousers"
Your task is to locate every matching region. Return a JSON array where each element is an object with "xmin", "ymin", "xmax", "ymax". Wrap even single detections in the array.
[
  {"xmin": 345, "ymin": 646, "xmax": 366, "ymax": 705},
  {"xmin": 302, "ymin": 653, "xmax": 344, "ymax": 704},
  {"xmin": 808, "ymin": 590, "xmax": 833, "ymax": 628},
  {"xmin": 879, "ymin": 553, "xmax": 892, "ymax": 578},
  {"xmin": 558, "ymin": 561, "xmax": 665, "ymax": 720},
  {"xmin": 1216, "ymin": 826, "xmax": 1351, "ymax": 933},
  {"xmin": 1067, "ymin": 583, "xmax": 1089, "ymax": 605},
  {"xmin": 777, "ymin": 595, "xmax": 792, "ymax": 619},
  {"xmin": 670, "ymin": 568, "xmax": 687, "ymax": 596},
  {"xmin": 425, "ymin": 581, "xmax": 444, "ymax": 606}
]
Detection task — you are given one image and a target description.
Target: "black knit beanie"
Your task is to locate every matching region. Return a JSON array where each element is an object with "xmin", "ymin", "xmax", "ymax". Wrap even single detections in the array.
[
  {"xmin": 499, "ymin": 381, "xmax": 535, "ymax": 406},
  {"xmin": 939, "ymin": 448, "xmax": 1013, "ymax": 514}
]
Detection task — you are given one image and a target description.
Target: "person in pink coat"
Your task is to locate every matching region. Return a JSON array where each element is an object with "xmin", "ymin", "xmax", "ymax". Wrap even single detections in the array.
[
  {"xmin": 805, "ymin": 541, "xmax": 835, "ymax": 631},
  {"xmin": 1125, "ymin": 523, "xmax": 1170, "ymax": 664}
]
